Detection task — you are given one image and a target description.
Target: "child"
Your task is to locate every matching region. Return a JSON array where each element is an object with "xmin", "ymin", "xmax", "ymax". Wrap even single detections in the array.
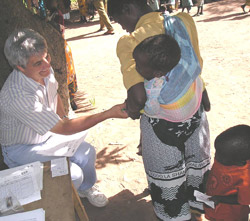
[
  {"xmin": 133, "ymin": 33, "xmax": 210, "ymax": 151},
  {"xmin": 205, "ymin": 125, "xmax": 250, "ymax": 221}
]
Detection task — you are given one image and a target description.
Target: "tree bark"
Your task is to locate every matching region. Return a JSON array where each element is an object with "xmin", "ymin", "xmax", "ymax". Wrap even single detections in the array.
[{"xmin": 0, "ymin": 0, "xmax": 69, "ymax": 113}]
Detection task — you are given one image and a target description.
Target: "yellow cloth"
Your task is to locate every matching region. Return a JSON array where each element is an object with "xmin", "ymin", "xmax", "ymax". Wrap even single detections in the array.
[
  {"xmin": 77, "ymin": 0, "xmax": 88, "ymax": 16},
  {"xmin": 116, "ymin": 12, "xmax": 203, "ymax": 90}
]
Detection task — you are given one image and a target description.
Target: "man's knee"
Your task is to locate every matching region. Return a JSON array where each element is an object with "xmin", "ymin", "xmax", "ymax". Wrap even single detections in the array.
[{"xmin": 71, "ymin": 142, "xmax": 96, "ymax": 166}]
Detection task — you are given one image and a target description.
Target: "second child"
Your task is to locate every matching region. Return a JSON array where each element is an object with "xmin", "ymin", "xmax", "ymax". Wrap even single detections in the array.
[{"xmin": 205, "ymin": 125, "xmax": 250, "ymax": 221}]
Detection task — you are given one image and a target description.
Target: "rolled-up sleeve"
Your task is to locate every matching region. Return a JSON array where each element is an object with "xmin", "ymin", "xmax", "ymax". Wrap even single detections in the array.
[{"xmin": 116, "ymin": 35, "xmax": 144, "ymax": 90}]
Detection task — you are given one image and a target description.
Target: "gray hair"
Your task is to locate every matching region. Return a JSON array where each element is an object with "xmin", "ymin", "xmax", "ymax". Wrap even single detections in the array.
[{"xmin": 4, "ymin": 29, "xmax": 48, "ymax": 69}]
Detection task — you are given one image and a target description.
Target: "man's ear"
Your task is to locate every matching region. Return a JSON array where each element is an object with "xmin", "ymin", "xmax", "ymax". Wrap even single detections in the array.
[{"xmin": 16, "ymin": 65, "xmax": 25, "ymax": 73}]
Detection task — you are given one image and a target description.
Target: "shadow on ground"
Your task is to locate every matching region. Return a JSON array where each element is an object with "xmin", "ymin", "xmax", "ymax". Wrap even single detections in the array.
[
  {"xmin": 81, "ymin": 189, "xmax": 158, "ymax": 221},
  {"xmin": 96, "ymin": 145, "xmax": 134, "ymax": 169}
]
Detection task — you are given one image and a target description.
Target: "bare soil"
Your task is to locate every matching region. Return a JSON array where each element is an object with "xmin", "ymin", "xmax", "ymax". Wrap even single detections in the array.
[{"xmin": 64, "ymin": 1, "xmax": 250, "ymax": 220}]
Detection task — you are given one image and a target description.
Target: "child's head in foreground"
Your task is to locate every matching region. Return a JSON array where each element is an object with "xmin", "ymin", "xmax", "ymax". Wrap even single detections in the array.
[
  {"xmin": 133, "ymin": 34, "xmax": 181, "ymax": 81},
  {"xmin": 215, "ymin": 124, "xmax": 250, "ymax": 166}
]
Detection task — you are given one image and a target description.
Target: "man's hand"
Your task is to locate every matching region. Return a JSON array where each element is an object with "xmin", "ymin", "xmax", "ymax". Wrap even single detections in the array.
[{"xmin": 107, "ymin": 102, "xmax": 128, "ymax": 119}]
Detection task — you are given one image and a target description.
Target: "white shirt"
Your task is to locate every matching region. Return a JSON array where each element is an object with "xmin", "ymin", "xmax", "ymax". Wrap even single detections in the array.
[{"xmin": 0, "ymin": 68, "xmax": 60, "ymax": 146}]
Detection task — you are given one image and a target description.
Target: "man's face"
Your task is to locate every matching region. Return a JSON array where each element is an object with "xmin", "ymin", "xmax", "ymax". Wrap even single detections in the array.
[
  {"xmin": 113, "ymin": 14, "xmax": 135, "ymax": 33},
  {"xmin": 113, "ymin": 4, "xmax": 140, "ymax": 33},
  {"xmin": 18, "ymin": 51, "xmax": 51, "ymax": 84}
]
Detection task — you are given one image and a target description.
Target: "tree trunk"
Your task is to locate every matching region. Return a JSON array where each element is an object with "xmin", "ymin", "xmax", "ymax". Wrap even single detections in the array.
[{"xmin": 0, "ymin": 0, "xmax": 69, "ymax": 113}]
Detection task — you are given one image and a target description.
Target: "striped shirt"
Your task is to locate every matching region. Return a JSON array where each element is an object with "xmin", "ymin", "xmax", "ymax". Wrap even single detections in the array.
[{"xmin": 0, "ymin": 68, "xmax": 60, "ymax": 146}]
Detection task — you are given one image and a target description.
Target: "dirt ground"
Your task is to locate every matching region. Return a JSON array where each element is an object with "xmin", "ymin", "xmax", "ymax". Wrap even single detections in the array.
[{"xmin": 64, "ymin": 1, "xmax": 250, "ymax": 220}]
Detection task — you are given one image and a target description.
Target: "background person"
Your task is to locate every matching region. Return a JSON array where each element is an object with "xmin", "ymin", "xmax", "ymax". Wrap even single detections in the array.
[{"xmin": 93, "ymin": 0, "xmax": 114, "ymax": 35}]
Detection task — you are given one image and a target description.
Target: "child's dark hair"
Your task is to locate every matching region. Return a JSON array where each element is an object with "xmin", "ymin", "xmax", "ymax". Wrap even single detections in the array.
[
  {"xmin": 133, "ymin": 34, "xmax": 181, "ymax": 74},
  {"xmin": 108, "ymin": 0, "xmax": 147, "ymax": 17},
  {"xmin": 215, "ymin": 124, "xmax": 250, "ymax": 161}
]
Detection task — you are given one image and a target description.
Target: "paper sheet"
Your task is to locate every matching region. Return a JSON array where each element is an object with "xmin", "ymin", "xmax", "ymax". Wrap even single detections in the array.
[
  {"xmin": 37, "ymin": 131, "xmax": 87, "ymax": 157},
  {"xmin": 0, "ymin": 162, "xmax": 43, "ymax": 206},
  {"xmin": 0, "ymin": 162, "xmax": 43, "ymax": 190},
  {"xmin": 0, "ymin": 208, "xmax": 45, "ymax": 221},
  {"xmin": 194, "ymin": 190, "xmax": 215, "ymax": 209},
  {"xmin": 51, "ymin": 157, "xmax": 69, "ymax": 177}
]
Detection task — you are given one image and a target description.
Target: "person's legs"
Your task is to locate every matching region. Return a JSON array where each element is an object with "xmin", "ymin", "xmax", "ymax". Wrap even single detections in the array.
[
  {"xmin": 70, "ymin": 142, "xmax": 97, "ymax": 191},
  {"xmin": 77, "ymin": 0, "xmax": 88, "ymax": 22},
  {"xmin": 65, "ymin": 40, "xmax": 78, "ymax": 110},
  {"xmin": 241, "ymin": 4, "xmax": 246, "ymax": 13},
  {"xmin": 71, "ymin": 141, "xmax": 109, "ymax": 207},
  {"xmin": 194, "ymin": 6, "xmax": 200, "ymax": 16},
  {"xmin": 140, "ymin": 108, "xmax": 210, "ymax": 220},
  {"xmin": 185, "ymin": 109, "xmax": 211, "ymax": 215},
  {"xmin": 200, "ymin": 5, "xmax": 203, "ymax": 15},
  {"xmin": 1, "ymin": 141, "xmax": 84, "ymax": 189},
  {"xmin": 93, "ymin": 0, "xmax": 114, "ymax": 33},
  {"xmin": 140, "ymin": 115, "xmax": 191, "ymax": 220},
  {"xmin": 70, "ymin": 162, "xmax": 84, "ymax": 190}
]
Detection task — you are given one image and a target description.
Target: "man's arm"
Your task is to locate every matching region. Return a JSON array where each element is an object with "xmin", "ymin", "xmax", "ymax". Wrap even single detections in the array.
[
  {"xmin": 51, "ymin": 103, "xmax": 128, "ymax": 135},
  {"xmin": 126, "ymin": 82, "xmax": 147, "ymax": 119}
]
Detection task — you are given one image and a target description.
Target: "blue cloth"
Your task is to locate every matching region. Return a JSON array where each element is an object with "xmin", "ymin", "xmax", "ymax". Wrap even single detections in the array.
[
  {"xmin": 159, "ymin": 15, "xmax": 201, "ymax": 104},
  {"xmin": 2, "ymin": 139, "xmax": 97, "ymax": 191}
]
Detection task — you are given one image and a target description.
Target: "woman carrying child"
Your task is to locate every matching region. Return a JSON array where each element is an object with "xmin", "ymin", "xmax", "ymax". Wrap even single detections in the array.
[{"xmin": 108, "ymin": 0, "xmax": 211, "ymax": 220}]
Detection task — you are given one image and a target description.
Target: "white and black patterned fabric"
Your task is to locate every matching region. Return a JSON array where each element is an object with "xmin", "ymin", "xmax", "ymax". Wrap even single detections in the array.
[
  {"xmin": 140, "ymin": 109, "xmax": 211, "ymax": 221},
  {"xmin": 149, "ymin": 106, "xmax": 202, "ymax": 153}
]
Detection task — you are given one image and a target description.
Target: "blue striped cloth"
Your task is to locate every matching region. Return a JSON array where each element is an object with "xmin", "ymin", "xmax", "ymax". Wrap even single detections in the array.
[{"xmin": 159, "ymin": 15, "xmax": 201, "ymax": 104}]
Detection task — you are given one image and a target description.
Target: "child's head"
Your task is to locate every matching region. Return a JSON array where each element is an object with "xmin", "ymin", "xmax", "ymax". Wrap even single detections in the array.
[
  {"xmin": 132, "ymin": 34, "xmax": 181, "ymax": 81},
  {"xmin": 108, "ymin": 0, "xmax": 150, "ymax": 33},
  {"xmin": 215, "ymin": 125, "xmax": 250, "ymax": 166}
]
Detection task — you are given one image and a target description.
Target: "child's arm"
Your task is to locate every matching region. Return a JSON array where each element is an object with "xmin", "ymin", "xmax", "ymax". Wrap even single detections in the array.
[
  {"xmin": 202, "ymin": 89, "xmax": 211, "ymax": 112},
  {"xmin": 209, "ymin": 194, "xmax": 239, "ymax": 206},
  {"xmin": 126, "ymin": 82, "xmax": 147, "ymax": 119}
]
